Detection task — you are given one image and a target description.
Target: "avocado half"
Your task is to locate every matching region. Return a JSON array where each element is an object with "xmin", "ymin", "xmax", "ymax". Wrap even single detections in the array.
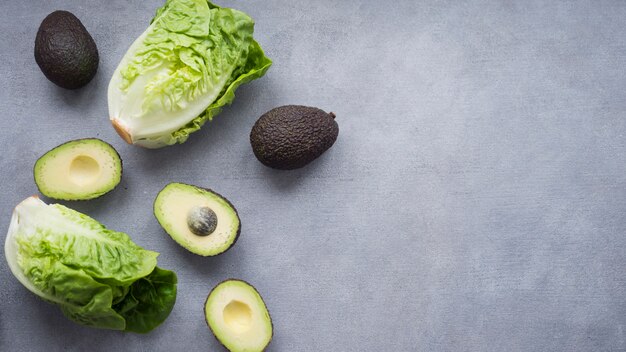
[
  {"xmin": 154, "ymin": 183, "xmax": 241, "ymax": 256},
  {"xmin": 205, "ymin": 279, "xmax": 273, "ymax": 352},
  {"xmin": 34, "ymin": 138, "xmax": 122, "ymax": 200}
]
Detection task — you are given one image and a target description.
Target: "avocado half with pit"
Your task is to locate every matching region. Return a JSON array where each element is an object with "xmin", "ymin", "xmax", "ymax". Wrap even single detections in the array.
[
  {"xmin": 154, "ymin": 183, "xmax": 241, "ymax": 256},
  {"xmin": 205, "ymin": 279, "xmax": 273, "ymax": 352},
  {"xmin": 34, "ymin": 138, "xmax": 122, "ymax": 200}
]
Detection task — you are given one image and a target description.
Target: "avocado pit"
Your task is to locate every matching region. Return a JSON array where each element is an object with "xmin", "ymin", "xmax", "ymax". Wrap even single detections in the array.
[{"xmin": 187, "ymin": 206, "xmax": 218, "ymax": 236}]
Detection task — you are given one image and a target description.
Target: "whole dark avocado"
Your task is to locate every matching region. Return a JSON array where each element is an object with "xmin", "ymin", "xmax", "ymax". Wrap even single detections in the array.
[
  {"xmin": 250, "ymin": 105, "xmax": 339, "ymax": 170},
  {"xmin": 34, "ymin": 11, "xmax": 99, "ymax": 89}
]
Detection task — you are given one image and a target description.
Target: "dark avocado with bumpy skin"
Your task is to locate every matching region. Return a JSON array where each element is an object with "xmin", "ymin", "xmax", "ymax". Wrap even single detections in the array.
[
  {"xmin": 250, "ymin": 105, "xmax": 339, "ymax": 170},
  {"xmin": 35, "ymin": 11, "xmax": 99, "ymax": 89}
]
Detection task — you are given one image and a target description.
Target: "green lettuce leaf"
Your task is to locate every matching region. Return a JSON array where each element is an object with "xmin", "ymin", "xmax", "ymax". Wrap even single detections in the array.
[
  {"xmin": 4, "ymin": 197, "xmax": 177, "ymax": 333},
  {"xmin": 115, "ymin": 267, "xmax": 178, "ymax": 333},
  {"xmin": 108, "ymin": 0, "xmax": 272, "ymax": 148},
  {"xmin": 49, "ymin": 261, "xmax": 127, "ymax": 330},
  {"xmin": 15, "ymin": 203, "xmax": 158, "ymax": 287},
  {"xmin": 172, "ymin": 40, "xmax": 272, "ymax": 141}
]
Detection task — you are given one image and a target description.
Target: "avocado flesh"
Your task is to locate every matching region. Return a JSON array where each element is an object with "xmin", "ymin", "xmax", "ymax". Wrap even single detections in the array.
[
  {"xmin": 34, "ymin": 139, "xmax": 122, "ymax": 200},
  {"xmin": 154, "ymin": 183, "xmax": 240, "ymax": 256},
  {"xmin": 205, "ymin": 280, "xmax": 272, "ymax": 352},
  {"xmin": 34, "ymin": 11, "xmax": 99, "ymax": 89}
]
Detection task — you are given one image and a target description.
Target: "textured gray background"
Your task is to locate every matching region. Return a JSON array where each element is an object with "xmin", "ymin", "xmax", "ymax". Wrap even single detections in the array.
[{"xmin": 0, "ymin": 0, "xmax": 625, "ymax": 351}]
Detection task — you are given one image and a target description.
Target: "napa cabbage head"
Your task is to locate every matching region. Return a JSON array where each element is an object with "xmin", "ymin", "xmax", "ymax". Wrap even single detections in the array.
[
  {"xmin": 4, "ymin": 196, "xmax": 177, "ymax": 333},
  {"xmin": 108, "ymin": 0, "xmax": 272, "ymax": 148}
]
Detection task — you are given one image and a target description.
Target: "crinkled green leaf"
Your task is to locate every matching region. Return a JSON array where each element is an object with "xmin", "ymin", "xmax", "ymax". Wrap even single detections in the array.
[
  {"xmin": 16, "ymin": 203, "xmax": 158, "ymax": 287},
  {"xmin": 6, "ymin": 197, "xmax": 177, "ymax": 333},
  {"xmin": 172, "ymin": 39, "xmax": 272, "ymax": 143},
  {"xmin": 115, "ymin": 267, "xmax": 178, "ymax": 333},
  {"xmin": 109, "ymin": 0, "xmax": 272, "ymax": 148}
]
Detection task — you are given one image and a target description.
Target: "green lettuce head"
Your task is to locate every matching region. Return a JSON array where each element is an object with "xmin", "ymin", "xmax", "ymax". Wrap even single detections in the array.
[
  {"xmin": 108, "ymin": 0, "xmax": 272, "ymax": 148},
  {"xmin": 5, "ymin": 196, "xmax": 177, "ymax": 333}
]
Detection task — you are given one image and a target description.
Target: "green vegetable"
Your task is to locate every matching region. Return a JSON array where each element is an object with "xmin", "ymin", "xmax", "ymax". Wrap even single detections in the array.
[
  {"xmin": 108, "ymin": 0, "xmax": 272, "ymax": 148},
  {"xmin": 4, "ymin": 196, "xmax": 177, "ymax": 333}
]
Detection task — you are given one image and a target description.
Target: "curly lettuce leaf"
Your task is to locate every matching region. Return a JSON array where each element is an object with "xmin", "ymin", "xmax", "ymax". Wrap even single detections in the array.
[
  {"xmin": 4, "ymin": 197, "xmax": 177, "ymax": 333},
  {"xmin": 56, "ymin": 267, "xmax": 127, "ymax": 330},
  {"xmin": 115, "ymin": 267, "xmax": 178, "ymax": 333},
  {"xmin": 108, "ymin": 0, "xmax": 272, "ymax": 148},
  {"xmin": 172, "ymin": 39, "xmax": 272, "ymax": 141}
]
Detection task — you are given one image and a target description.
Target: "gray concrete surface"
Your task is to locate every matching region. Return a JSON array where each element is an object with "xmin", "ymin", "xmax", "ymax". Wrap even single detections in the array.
[{"xmin": 1, "ymin": 0, "xmax": 625, "ymax": 351}]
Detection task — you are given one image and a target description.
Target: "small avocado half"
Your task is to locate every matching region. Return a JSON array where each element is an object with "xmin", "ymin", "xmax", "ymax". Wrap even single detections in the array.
[
  {"xmin": 250, "ymin": 105, "xmax": 339, "ymax": 170},
  {"xmin": 154, "ymin": 183, "xmax": 241, "ymax": 256},
  {"xmin": 34, "ymin": 138, "xmax": 122, "ymax": 200},
  {"xmin": 34, "ymin": 11, "xmax": 99, "ymax": 89},
  {"xmin": 205, "ymin": 279, "xmax": 273, "ymax": 352}
]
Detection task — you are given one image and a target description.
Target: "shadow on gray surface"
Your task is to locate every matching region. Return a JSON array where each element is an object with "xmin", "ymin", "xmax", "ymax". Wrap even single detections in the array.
[
  {"xmin": 9, "ymin": 274, "xmax": 178, "ymax": 345},
  {"xmin": 163, "ymin": 231, "xmax": 244, "ymax": 278},
  {"xmin": 43, "ymin": 175, "xmax": 131, "ymax": 220},
  {"xmin": 128, "ymin": 108, "xmax": 247, "ymax": 177},
  {"xmin": 49, "ymin": 69, "xmax": 104, "ymax": 109},
  {"xmin": 253, "ymin": 155, "xmax": 330, "ymax": 191},
  {"xmin": 10, "ymin": 287, "xmax": 122, "ymax": 342}
]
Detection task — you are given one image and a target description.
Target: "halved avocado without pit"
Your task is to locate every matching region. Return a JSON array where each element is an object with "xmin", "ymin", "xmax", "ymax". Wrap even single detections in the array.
[
  {"xmin": 34, "ymin": 138, "xmax": 122, "ymax": 200},
  {"xmin": 205, "ymin": 279, "xmax": 273, "ymax": 352},
  {"xmin": 154, "ymin": 183, "xmax": 241, "ymax": 256}
]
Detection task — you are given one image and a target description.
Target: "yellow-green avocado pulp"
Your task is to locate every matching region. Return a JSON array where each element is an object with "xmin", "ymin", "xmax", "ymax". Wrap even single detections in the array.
[
  {"xmin": 34, "ymin": 138, "xmax": 122, "ymax": 200},
  {"xmin": 205, "ymin": 280, "xmax": 273, "ymax": 352}
]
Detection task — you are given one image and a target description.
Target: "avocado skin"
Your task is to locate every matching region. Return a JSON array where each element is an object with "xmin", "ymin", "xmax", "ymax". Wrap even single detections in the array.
[
  {"xmin": 250, "ymin": 105, "xmax": 339, "ymax": 170},
  {"xmin": 34, "ymin": 11, "xmax": 99, "ymax": 89}
]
